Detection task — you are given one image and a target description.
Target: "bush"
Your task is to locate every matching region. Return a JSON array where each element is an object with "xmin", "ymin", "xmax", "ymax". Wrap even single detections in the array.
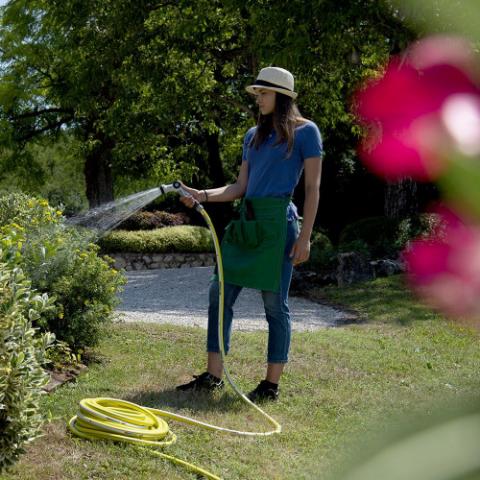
[
  {"xmin": 339, "ymin": 214, "xmax": 440, "ymax": 259},
  {"xmin": 115, "ymin": 210, "xmax": 190, "ymax": 231},
  {"xmin": 0, "ymin": 193, "xmax": 62, "ymax": 229},
  {"xmin": 338, "ymin": 239, "xmax": 371, "ymax": 258},
  {"xmin": 99, "ymin": 225, "xmax": 214, "ymax": 253},
  {"xmin": 45, "ymin": 244, "xmax": 125, "ymax": 349},
  {"xmin": 395, "ymin": 213, "xmax": 440, "ymax": 250},
  {"xmin": 0, "ymin": 193, "xmax": 126, "ymax": 350},
  {"xmin": 44, "ymin": 339, "xmax": 82, "ymax": 373},
  {"xmin": 45, "ymin": 188, "xmax": 87, "ymax": 217},
  {"xmin": 0, "ymin": 263, "xmax": 55, "ymax": 471},
  {"xmin": 339, "ymin": 216, "xmax": 400, "ymax": 258},
  {"xmin": 306, "ymin": 230, "xmax": 336, "ymax": 269}
]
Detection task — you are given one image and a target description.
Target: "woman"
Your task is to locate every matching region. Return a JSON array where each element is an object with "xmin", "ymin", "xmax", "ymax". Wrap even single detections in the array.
[{"xmin": 176, "ymin": 66, "xmax": 323, "ymax": 402}]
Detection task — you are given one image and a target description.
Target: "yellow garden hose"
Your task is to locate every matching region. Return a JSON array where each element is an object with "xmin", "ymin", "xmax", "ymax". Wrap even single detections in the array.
[{"xmin": 68, "ymin": 201, "xmax": 281, "ymax": 479}]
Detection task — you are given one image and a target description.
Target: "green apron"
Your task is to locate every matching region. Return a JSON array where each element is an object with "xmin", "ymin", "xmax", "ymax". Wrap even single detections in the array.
[{"xmin": 217, "ymin": 197, "xmax": 290, "ymax": 293}]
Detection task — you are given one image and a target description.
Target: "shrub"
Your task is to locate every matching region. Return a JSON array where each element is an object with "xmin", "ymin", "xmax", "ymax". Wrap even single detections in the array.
[
  {"xmin": 339, "ymin": 214, "xmax": 441, "ymax": 259},
  {"xmin": 395, "ymin": 213, "xmax": 441, "ymax": 250},
  {"xmin": 0, "ymin": 263, "xmax": 55, "ymax": 471},
  {"xmin": 115, "ymin": 210, "xmax": 190, "ymax": 231},
  {"xmin": 46, "ymin": 188, "xmax": 87, "ymax": 217},
  {"xmin": 338, "ymin": 239, "xmax": 371, "ymax": 258},
  {"xmin": 306, "ymin": 230, "xmax": 336, "ymax": 269},
  {"xmin": 44, "ymin": 339, "xmax": 81, "ymax": 373},
  {"xmin": 0, "ymin": 193, "xmax": 62, "ymax": 229},
  {"xmin": 339, "ymin": 216, "xmax": 400, "ymax": 258},
  {"xmin": 0, "ymin": 193, "xmax": 126, "ymax": 350},
  {"xmin": 45, "ymin": 244, "xmax": 125, "ymax": 349},
  {"xmin": 99, "ymin": 225, "xmax": 214, "ymax": 253}
]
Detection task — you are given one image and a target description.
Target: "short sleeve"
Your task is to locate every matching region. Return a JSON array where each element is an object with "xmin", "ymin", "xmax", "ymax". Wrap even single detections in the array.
[
  {"xmin": 242, "ymin": 127, "xmax": 256, "ymax": 163},
  {"xmin": 299, "ymin": 122, "xmax": 323, "ymax": 160}
]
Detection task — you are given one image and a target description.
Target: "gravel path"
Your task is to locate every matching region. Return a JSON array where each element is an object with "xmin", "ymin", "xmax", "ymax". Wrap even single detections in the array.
[{"xmin": 116, "ymin": 267, "xmax": 357, "ymax": 331}]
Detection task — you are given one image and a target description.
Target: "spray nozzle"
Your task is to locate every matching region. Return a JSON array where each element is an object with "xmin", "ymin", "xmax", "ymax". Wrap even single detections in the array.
[
  {"xmin": 159, "ymin": 181, "xmax": 203, "ymax": 211},
  {"xmin": 159, "ymin": 180, "xmax": 187, "ymax": 195}
]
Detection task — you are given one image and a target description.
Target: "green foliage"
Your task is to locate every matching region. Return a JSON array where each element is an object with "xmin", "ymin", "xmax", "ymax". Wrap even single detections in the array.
[
  {"xmin": 0, "ymin": 0, "xmax": 247, "ymax": 200},
  {"xmin": 339, "ymin": 214, "xmax": 440, "ymax": 259},
  {"xmin": 0, "ymin": 193, "xmax": 63, "ymax": 230},
  {"xmin": 339, "ymin": 216, "xmax": 400, "ymax": 258},
  {"xmin": 0, "ymin": 0, "xmax": 417, "ymax": 206},
  {"xmin": 395, "ymin": 213, "xmax": 440, "ymax": 250},
  {"xmin": 44, "ymin": 340, "xmax": 82, "ymax": 373},
  {"xmin": 0, "ymin": 192, "xmax": 126, "ymax": 350},
  {"xmin": 393, "ymin": 0, "xmax": 480, "ymax": 42},
  {"xmin": 0, "ymin": 136, "xmax": 87, "ymax": 216},
  {"xmin": 0, "ymin": 262, "xmax": 55, "ymax": 472},
  {"xmin": 306, "ymin": 230, "xmax": 336, "ymax": 269},
  {"xmin": 338, "ymin": 239, "xmax": 372, "ymax": 258},
  {"xmin": 30, "ymin": 137, "xmax": 87, "ymax": 216},
  {"xmin": 99, "ymin": 226, "xmax": 214, "ymax": 254},
  {"xmin": 44, "ymin": 245, "xmax": 125, "ymax": 350}
]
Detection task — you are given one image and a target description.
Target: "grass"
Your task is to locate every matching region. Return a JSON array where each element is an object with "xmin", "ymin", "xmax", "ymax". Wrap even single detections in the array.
[
  {"xmin": 313, "ymin": 274, "xmax": 443, "ymax": 325},
  {"xmin": 3, "ymin": 275, "xmax": 480, "ymax": 480}
]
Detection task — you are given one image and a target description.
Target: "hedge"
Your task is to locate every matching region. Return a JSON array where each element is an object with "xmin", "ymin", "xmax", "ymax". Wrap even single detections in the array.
[{"xmin": 99, "ymin": 225, "xmax": 214, "ymax": 253}]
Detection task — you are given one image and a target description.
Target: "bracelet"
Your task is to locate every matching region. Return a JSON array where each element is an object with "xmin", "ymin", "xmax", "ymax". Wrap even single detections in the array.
[{"xmin": 203, "ymin": 190, "xmax": 208, "ymax": 203}]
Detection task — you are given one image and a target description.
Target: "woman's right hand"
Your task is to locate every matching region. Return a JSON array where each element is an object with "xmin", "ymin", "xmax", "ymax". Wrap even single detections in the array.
[{"xmin": 178, "ymin": 182, "xmax": 204, "ymax": 208}]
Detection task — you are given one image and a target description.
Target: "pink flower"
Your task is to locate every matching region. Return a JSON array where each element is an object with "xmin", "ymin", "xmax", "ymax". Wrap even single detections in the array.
[
  {"xmin": 355, "ymin": 36, "xmax": 480, "ymax": 181},
  {"xmin": 404, "ymin": 205, "xmax": 480, "ymax": 317}
]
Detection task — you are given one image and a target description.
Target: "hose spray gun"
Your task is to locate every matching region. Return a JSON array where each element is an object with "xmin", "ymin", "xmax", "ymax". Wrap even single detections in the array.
[{"xmin": 159, "ymin": 180, "xmax": 204, "ymax": 212}]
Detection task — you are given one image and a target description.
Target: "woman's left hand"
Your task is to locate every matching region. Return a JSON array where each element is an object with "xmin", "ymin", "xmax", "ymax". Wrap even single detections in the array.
[{"xmin": 289, "ymin": 235, "xmax": 311, "ymax": 266}]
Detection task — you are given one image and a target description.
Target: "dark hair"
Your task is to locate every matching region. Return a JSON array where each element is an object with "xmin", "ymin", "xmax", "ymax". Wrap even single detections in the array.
[{"xmin": 252, "ymin": 92, "xmax": 306, "ymax": 154}]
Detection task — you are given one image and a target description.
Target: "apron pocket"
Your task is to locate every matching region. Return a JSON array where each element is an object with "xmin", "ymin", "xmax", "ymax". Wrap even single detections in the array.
[
  {"xmin": 258, "ymin": 220, "xmax": 279, "ymax": 246},
  {"xmin": 241, "ymin": 219, "xmax": 261, "ymax": 248},
  {"xmin": 223, "ymin": 219, "xmax": 261, "ymax": 249}
]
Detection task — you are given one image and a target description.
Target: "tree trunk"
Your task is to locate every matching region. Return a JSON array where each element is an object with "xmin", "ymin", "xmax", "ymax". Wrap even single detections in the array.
[
  {"xmin": 384, "ymin": 178, "xmax": 418, "ymax": 220},
  {"xmin": 203, "ymin": 130, "xmax": 230, "ymax": 241},
  {"xmin": 84, "ymin": 138, "xmax": 115, "ymax": 208},
  {"xmin": 205, "ymin": 131, "xmax": 225, "ymax": 186}
]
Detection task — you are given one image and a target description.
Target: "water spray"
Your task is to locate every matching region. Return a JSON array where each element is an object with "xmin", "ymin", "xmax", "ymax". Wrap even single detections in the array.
[{"xmin": 67, "ymin": 181, "xmax": 281, "ymax": 480}]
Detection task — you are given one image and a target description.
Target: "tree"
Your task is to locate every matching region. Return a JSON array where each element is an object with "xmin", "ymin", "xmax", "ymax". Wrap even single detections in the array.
[
  {"xmin": 0, "ymin": 0, "xmax": 257, "ymax": 207},
  {"xmin": 0, "ymin": 1, "xmax": 153, "ymax": 205},
  {"xmin": 0, "ymin": 0, "xmax": 424, "ymax": 231}
]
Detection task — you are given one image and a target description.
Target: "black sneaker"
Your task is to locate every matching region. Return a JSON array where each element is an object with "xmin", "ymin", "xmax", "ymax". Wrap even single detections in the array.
[
  {"xmin": 247, "ymin": 380, "xmax": 279, "ymax": 403},
  {"xmin": 176, "ymin": 372, "xmax": 224, "ymax": 392}
]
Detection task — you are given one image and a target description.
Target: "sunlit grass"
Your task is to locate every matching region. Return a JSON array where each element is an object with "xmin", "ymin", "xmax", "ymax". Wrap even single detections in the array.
[{"xmin": 3, "ymin": 275, "xmax": 479, "ymax": 480}]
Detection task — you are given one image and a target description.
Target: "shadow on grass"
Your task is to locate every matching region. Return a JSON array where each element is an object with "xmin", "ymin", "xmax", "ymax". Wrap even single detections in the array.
[{"xmin": 124, "ymin": 387, "xmax": 247, "ymax": 415}]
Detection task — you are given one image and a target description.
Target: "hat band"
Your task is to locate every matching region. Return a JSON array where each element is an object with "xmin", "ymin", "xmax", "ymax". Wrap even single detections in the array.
[{"xmin": 254, "ymin": 79, "xmax": 293, "ymax": 92}]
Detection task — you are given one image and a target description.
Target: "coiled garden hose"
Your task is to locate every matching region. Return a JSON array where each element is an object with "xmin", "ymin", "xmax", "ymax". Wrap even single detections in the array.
[{"xmin": 68, "ymin": 184, "xmax": 281, "ymax": 479}]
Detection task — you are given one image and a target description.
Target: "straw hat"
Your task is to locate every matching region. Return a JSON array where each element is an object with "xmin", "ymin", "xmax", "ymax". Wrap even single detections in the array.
[{"xmin": 245, "ymin": 67, "xmax": 297, "ymax": 99}]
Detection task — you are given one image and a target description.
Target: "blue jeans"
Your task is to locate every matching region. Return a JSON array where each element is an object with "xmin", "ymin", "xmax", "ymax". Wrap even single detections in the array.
[{"xmin": 206, "ymin": 219, "xmax": 299, "ymax": 363}]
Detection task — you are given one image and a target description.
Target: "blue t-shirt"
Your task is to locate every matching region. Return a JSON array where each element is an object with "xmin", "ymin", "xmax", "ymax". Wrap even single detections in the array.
[{"xmin": 242, "ymin": 120, "xmax": 323, "ymax": 220}]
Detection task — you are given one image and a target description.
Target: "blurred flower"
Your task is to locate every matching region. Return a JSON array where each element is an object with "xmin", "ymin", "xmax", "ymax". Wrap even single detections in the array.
[
  {"xmin": 355, "ymin": 36, "xmax": 480, "ymax": 181},
  {"xmin": 404, "ymin": 204, "xmax": 480, "ymax": 317}
]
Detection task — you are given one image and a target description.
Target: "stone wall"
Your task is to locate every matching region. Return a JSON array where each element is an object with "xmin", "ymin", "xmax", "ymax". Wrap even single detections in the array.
[{"xmin": 106, "ymin": 252, "xmax": 216, "ymax": 271}]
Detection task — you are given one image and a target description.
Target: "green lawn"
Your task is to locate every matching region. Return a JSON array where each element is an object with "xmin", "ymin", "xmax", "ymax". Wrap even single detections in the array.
[{"xmin": 3, "ymin": 275, "xmax": 479, "ymax": 480}]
